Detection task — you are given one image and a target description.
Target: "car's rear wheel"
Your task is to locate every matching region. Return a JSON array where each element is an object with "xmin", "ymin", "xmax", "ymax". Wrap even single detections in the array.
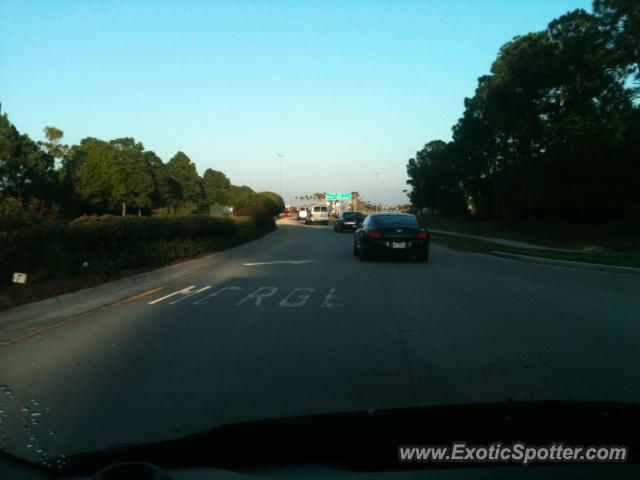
[
  {"xmin": 359, "ymin": 244, "xmax": 370, "ymax": 262},
  {"xmin": 416, "ymin": 248, "xmax": 429, "ymax": 263}
]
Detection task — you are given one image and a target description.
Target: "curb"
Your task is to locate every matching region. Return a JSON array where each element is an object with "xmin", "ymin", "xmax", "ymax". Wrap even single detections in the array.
[
  {"xmin": 488, "ymin": 251, "xmax": 640, "ymax": 275},
  {"xmin": 0, "ymin": 228, "xmax": 281, "ymax": 343}
]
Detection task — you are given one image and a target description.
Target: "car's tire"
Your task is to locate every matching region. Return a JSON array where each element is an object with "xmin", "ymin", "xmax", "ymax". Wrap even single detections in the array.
[
  {"xmin": 359, "ymin": 244, "xmax": 370, "ymax": 262},
  {"xmin": 416, "ymin": 248, "xmax": 429, "ymax": 263}
]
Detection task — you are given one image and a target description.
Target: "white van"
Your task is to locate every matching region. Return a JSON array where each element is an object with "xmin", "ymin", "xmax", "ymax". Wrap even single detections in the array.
[
  {"xmin": 308, "ymin": 205, "xmax": 329, "ymax": 225},
  {"xmin": 297, "ymin": 207, "xmax": 309, "ymax": 222}
]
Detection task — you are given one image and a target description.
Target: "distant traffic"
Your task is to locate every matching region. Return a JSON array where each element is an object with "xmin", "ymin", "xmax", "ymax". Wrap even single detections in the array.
[{"xmin": 279, "ymin": 205, "xmax": 430, "ymax": 263}]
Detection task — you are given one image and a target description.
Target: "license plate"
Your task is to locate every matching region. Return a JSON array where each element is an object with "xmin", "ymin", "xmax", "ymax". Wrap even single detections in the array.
[{"xmin": 392, "ymin": 242, "xmax": 407, "ymax": 249}]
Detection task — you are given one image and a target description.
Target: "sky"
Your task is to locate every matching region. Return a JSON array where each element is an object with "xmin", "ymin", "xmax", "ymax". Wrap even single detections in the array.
[{"xmin": 0, "ymin": 0, "xmax": 592, "ymax": 205}]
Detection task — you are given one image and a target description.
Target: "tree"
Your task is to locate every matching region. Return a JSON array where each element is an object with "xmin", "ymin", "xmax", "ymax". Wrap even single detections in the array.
[
  {"xmin": 255, "ymin": 191, "xmax": 285, "ymax": 216},
  {"xmin": 0, "ymin": 114, "xmax": 57, "ymax": 204},
  {"xmin": 67, "ymin": 138, "xmax": 123, "ymax": 214},
  {"xmin": 39, "ymin": 126, "xmax": 68, "ymax": 166},
  {"xmin": 228, "ymin": 185, "xmax": 256, "ymax": 210},
  {"xmin": 594, "ymin": 0, "xmax": 640, "ymax": 91},
  {"xmin": 167, "ymin": 151, "xmax": 202, "ymax": 214},
  {"xmin": 202, "ymin": 168, "xmax": 231, "ymax": 205},
  {"xmin": 406, "ymin": 140, "xmax": 464, "ymax": 216},
  {"xmin": 406, "ymin": 3, "xmax": 639, "ymax": 221},
  {"xmin": 110, "ymin": 138, "xmax": 154, "ymax": 216}
]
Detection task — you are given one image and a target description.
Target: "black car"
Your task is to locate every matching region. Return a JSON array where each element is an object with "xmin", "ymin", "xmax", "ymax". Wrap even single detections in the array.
[
  {"xmin": 334, "ymin": 211, "xmax": 365, "ymax": 232},
  {"xmin": 353, "ymin": 213, "xmax": 429, "ymax": 262}
]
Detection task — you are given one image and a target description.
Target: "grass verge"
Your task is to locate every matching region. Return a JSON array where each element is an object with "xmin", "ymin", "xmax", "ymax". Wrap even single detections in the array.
[
  {"xmin": 430, "ymin": 231, "xmax": 640, "ymax": 269},
  {"xmin": 422, "ymin": 215, "xmax": 640, "ymax": 250}
]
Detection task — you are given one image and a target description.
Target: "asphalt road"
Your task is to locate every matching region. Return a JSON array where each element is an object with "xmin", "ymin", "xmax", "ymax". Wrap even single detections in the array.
[{"xmin": 1, "ymin": 219, "xmax": 639, "ymax": 464}]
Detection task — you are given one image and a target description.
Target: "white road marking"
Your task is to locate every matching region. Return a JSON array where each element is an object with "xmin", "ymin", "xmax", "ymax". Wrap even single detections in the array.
[
  {"xmin": 148, "ymin": 286, "xmax": 196, "ymax": 305},
  {"xmin": 235, "ymin": 287, "xmax": 278, "ymax": 306},
  {"xmin": 243, "ymin": 260, "xmax": 317, "ymax": 266},
  {"xmin": 278, "ymin": 288, "xmax": 315, "ymax": 308},
  {"xmin": 150, "ymin": 285, "xmax": 346, "ymax": 308},
  {"xmin": 193, "ymin": 286, "xmax": 243, "ymax": 305},
  {"xmin": 169, "ymin": 285, "xmax": 211, "ymax": 305},
  {"xmin": 321, "ymin": 288, "xmax": 344, "ymax": 309}
]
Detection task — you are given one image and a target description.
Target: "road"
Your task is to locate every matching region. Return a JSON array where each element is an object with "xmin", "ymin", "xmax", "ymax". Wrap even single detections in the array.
[{"xmin": 1, "ymin": 218, "xmax": 639, "ymax": 464}]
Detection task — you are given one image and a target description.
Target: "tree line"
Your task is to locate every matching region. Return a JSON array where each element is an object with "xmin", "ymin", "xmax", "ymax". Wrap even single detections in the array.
[
  {"xmin": 406, "ymin": 0, "xmax": 639, "ymax": 221},
  {"xmin": 0, "ymin": 115, "xmax": 283, "ymax": 218}
]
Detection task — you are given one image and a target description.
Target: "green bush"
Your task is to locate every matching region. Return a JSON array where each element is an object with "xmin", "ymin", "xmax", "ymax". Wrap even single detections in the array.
[
  {"xmin": 0, "ymin": 211, "xmax": 274, "ymax": 284},
  {"xmin": 234, "ymin": 205, "xmax": 275, "ymax": 230},
  {"xmin": 0, "ymin": 198, "xmax": 65, "ymax": 279}
]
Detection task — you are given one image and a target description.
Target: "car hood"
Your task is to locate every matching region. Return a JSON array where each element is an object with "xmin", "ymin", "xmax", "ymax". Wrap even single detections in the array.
[{"xmin": 47, "ymin": 401, "xmax": 640, "ymax": 474}]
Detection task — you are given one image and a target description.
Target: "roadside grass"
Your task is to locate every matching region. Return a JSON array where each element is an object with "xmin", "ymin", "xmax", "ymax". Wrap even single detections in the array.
[
  {"xmin": 422, "ymin": 215, "xmax": 640, "ymax": 250},
  {"xmin": 423, "ymin": 216, "xmax": 640, "ymax": 268}
]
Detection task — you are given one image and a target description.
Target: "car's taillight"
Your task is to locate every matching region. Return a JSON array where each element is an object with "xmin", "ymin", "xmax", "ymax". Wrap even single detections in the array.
[
  {"xmin": 369, "ymin": 229, "xmax": 382, "ymax": 239},
  {"xmin": 417, "ymin": 229, "xmax": 428, "ymax": 239}
]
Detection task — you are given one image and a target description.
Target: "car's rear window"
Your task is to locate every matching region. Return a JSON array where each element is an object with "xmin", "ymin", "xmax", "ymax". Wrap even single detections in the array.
[
  {"xmin": 314, "ymin": 207, "xmax": 328, "ymax": 212},
  {"xmin": 343, "ymin": 213, "xmax": 355, "ymax": 218},
  {"xmin": 372, "ymin": 215, "xmax": 419, "ymax": 226}
]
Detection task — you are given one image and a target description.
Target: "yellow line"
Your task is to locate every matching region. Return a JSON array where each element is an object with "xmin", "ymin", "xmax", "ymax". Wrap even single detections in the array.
[
  {"xmin": 0, "ymin": 285, "xmax": 166, "ymax": 348},
  {"xmin": 0, "ymin": 314, "xmax": 90, "ymax": 347},
  {"xmin": 107, "ymin": 286, "xmax": 165, "ymax": 308}
]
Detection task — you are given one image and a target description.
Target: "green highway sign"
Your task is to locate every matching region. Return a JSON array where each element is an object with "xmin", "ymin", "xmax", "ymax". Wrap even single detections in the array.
[{"xmin": 326, "ymin": 192, "xmax": 351, "ymax": 201}]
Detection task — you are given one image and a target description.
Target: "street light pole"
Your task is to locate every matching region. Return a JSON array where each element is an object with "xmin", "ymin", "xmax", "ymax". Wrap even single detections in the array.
[
  {"xmin": 277, "ymin": 153, "xmax": 284, "ymax": 200},
  {"xmin": 374, "ymin": 171, "xmax": 380, "ymax": 212}
]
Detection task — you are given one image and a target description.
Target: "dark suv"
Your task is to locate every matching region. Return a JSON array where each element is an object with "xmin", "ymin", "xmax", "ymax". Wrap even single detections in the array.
[{"xmin": 334, "ymin": 211, "xmax": 365, "ymax": 232}]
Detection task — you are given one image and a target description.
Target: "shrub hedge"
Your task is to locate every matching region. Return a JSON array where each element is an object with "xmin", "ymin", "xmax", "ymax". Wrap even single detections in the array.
[
  {"xmin": 234, "ymin": 204, "xmax": 274, "ymax": 230},
  {"xmin": 0, "ymin": 212, "xmax": 274, "ymax": 283}
]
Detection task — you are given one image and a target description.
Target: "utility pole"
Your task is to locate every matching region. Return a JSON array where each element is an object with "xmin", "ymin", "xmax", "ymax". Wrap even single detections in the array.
[
  {"xmin": 374, "ymin": 172, "xmax": 380, "ymax": 212},
  {"xmin": 277, "ymin": 153, "xmax": 284, "ymax": 199}
]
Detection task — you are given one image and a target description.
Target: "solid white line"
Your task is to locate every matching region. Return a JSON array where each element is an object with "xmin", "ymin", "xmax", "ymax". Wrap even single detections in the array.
[
  {"xmin": 148, "ymin": 285, "xmax": 196, "ymax": 305},
  {"xmin": 243, "ymin": 260, "xmax": 317, "ymax": 266},
  {"xmin": 169, "ymin": 286, "xmax": 211, "ymax": 305}
]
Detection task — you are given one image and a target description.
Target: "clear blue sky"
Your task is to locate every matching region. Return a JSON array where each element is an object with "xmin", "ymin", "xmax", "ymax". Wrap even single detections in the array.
[{"xmin": 1, "ymin": 0, "xmax": 591, "ymax": 205}]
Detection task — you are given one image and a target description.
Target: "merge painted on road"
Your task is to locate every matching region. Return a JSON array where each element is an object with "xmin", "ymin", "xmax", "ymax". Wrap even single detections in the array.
[{"xmin": 147, "ymin": 285, "xmax": 345, "ymax": 308}]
